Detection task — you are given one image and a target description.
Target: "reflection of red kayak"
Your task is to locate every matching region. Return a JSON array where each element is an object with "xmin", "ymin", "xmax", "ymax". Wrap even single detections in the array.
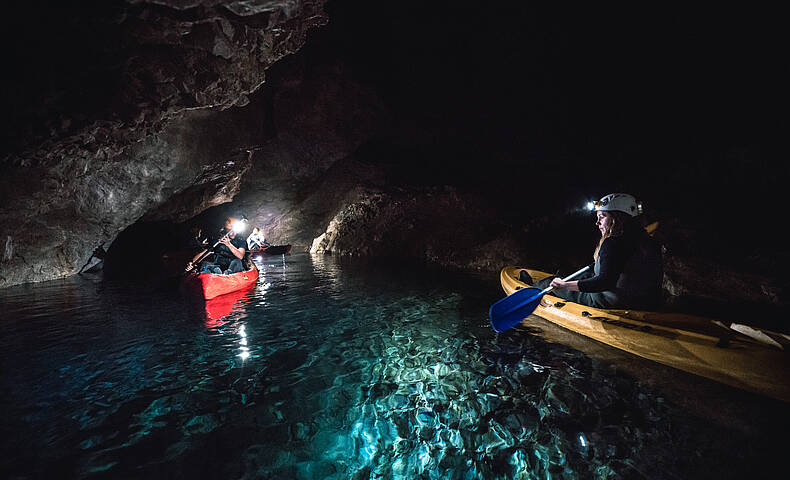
[
  {"xmin": 187, "ymin": 263, "xmax": 258, "ymax": 300},
  {"xmin": 250, "ymin": 244, "xmax": 292, "ymax": 257},
  {"xmin": 205, "ymin": 285, "xmax": 253, "ymax": 326}
]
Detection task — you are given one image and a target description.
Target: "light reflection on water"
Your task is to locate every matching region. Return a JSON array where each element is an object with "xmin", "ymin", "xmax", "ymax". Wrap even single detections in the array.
[{"xmin": 0, "ymin": 253, "xmax": 783, "ymax": 479}]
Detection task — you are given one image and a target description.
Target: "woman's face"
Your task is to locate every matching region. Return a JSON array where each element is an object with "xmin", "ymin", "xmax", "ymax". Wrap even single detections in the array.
[{"xmin": 596, "ymin": 211, "xmax": 614, "ymax": 236}]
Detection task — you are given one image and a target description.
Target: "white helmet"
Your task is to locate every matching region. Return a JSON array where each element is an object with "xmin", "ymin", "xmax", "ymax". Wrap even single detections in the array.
[{"xmin": 588, "ymin": 193, "xmax": 641, "ymax": 216}]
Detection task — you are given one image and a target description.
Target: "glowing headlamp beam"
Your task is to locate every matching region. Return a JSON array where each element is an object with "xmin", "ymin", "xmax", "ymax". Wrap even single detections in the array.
[{"xmin": 232, "ymin": 219, "xmax": 247, "ymax": 234}]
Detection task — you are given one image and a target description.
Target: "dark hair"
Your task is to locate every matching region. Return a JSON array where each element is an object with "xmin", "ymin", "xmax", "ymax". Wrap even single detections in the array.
[{"xmin": 593, "ymin": 210, "xmax": 638, "ymax": 261}]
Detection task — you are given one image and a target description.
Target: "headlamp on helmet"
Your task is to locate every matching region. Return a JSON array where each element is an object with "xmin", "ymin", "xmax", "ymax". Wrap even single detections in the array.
[
  {"xmin": 225, "ymin": 216, "xmax": 248, "ymax": 234},
  {"xmin": 584, "ymin": 193, "xmax": 642, "ymax": 217}
]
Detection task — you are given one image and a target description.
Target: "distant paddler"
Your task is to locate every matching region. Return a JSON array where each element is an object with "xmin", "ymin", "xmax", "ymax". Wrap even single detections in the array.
[{"xmin": 246, "ymin": 227, "xmax": 269, "ymax": 250}]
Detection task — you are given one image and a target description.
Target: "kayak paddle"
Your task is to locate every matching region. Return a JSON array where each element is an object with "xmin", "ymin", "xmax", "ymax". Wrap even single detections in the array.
[
  {"xmin": 185, "ymin": 217, "xmax": 249, "ymax": 273},
  {"xmin": 489, "ymin": 265, "xmax": 591, "ymax": 333}
]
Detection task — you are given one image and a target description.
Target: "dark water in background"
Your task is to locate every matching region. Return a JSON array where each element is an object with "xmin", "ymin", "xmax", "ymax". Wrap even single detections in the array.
[{"xmin": 0, "ymin": 253, "xmax": 784, "ymax": 479}]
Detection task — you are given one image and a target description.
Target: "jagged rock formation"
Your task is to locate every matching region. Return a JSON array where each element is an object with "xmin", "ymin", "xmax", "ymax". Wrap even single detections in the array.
[
  {"xmin": 0, "ymin": 0, "xmax": 327, "ymax": 288},
  {"xmin": 302, "ymin": 183, "xmax": 787, "ymax": 322},
  {"xmin": 213, "ymin": 48, "xmax": 389, "ymax": 250}
]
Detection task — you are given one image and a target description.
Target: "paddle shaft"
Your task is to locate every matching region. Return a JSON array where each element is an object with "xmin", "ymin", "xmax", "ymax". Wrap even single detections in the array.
[
  {"xmin": 186, "ymin": 229, "xmax": 238, "ymax": 271},
  {"xmin": 504, "ymin": 265, "xmax": 590, "ymax": 316},
  {"xmin": 535, "ymin": 265, "xmax": 590, "ymax": 296}
]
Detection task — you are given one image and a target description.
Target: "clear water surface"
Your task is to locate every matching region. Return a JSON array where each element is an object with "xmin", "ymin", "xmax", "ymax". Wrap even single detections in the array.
[{"xmin": 0, "ymin": 253, "xmax": 784, "ymax": 479}]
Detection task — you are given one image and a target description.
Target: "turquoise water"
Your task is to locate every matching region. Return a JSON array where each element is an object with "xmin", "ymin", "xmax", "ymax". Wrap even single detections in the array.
[{"xmin": 0, "ymin": 253, "xmax": 783, "ymax": 479}]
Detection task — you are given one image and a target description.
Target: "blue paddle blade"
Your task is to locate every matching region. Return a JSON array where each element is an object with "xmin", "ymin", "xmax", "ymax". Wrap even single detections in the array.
[{"xmin": 489, "ymin": 286, "xmax": 545, "ymax": 333}]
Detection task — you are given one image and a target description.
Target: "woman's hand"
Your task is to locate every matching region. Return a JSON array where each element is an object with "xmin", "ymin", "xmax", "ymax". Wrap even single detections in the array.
[
  {"xmin": 219, "ymin": 236, "xmax": 231, "ymax": 247},
  {"xmin": 550, "ymin": 278, "xmax": 579, "ymax": 291}
]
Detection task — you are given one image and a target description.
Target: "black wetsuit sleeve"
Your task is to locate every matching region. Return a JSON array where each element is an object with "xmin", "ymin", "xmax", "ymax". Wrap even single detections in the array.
[{"xmin": 578, "ymin": 237, "xmax": 631, "ymax": 293}]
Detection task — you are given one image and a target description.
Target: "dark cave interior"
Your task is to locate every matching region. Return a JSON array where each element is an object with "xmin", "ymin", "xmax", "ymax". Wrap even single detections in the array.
[{"xmin": 0, "ymin": 1, "xmax": 786, "ymax": 300}]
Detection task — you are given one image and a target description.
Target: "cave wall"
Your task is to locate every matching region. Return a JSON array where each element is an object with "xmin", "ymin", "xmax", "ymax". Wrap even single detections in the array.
[{"xmin": 1, "ymin": 0, "xmax": 327, "ymax": 289}]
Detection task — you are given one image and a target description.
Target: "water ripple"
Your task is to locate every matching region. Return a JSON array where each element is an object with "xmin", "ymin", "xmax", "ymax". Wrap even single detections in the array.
[{"xmin": 0, "ymin": 254, "xmax": 783, "ymax": 479}]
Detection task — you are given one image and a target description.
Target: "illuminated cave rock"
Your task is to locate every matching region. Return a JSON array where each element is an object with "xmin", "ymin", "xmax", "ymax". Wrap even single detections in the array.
[{"xmin": 0, "ymin": 0, "xmax": 327, "ymax": 288}]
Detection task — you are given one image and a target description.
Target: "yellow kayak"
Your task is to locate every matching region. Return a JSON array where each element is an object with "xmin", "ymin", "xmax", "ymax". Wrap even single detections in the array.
[{"xmin": 500, "ymin": 266, "xmax": 790, "ymax": 402}]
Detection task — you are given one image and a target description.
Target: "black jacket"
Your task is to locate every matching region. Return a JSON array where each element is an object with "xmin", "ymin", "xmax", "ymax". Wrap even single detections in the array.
[{"xmin": 578, "ymin": 224, "xmax": 663, "ymax": 309}]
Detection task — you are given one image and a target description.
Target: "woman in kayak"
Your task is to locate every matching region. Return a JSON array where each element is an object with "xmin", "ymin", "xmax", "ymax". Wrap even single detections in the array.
[{"xmin": 522, "ymin": 193, "xmax": 663, "ymax": 309}]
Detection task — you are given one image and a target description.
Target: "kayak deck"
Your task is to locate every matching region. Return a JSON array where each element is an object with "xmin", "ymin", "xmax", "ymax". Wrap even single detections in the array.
[
  {"xmin": 500, "ymin": 266, "xmax": 790, "ymax": 402},
  {"xmin": 191, "ymin": 263, "xmax": 259, "ymax": 300}
]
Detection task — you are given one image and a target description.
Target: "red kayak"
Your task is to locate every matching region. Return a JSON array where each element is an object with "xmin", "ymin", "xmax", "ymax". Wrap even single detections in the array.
[
  {"xmin": 188, "ymin": 263, "xmax": 258, "ymax": 300},
  {"xmin": 250, "ymin": 244, "xmax": 292, "ymax": 257}
]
